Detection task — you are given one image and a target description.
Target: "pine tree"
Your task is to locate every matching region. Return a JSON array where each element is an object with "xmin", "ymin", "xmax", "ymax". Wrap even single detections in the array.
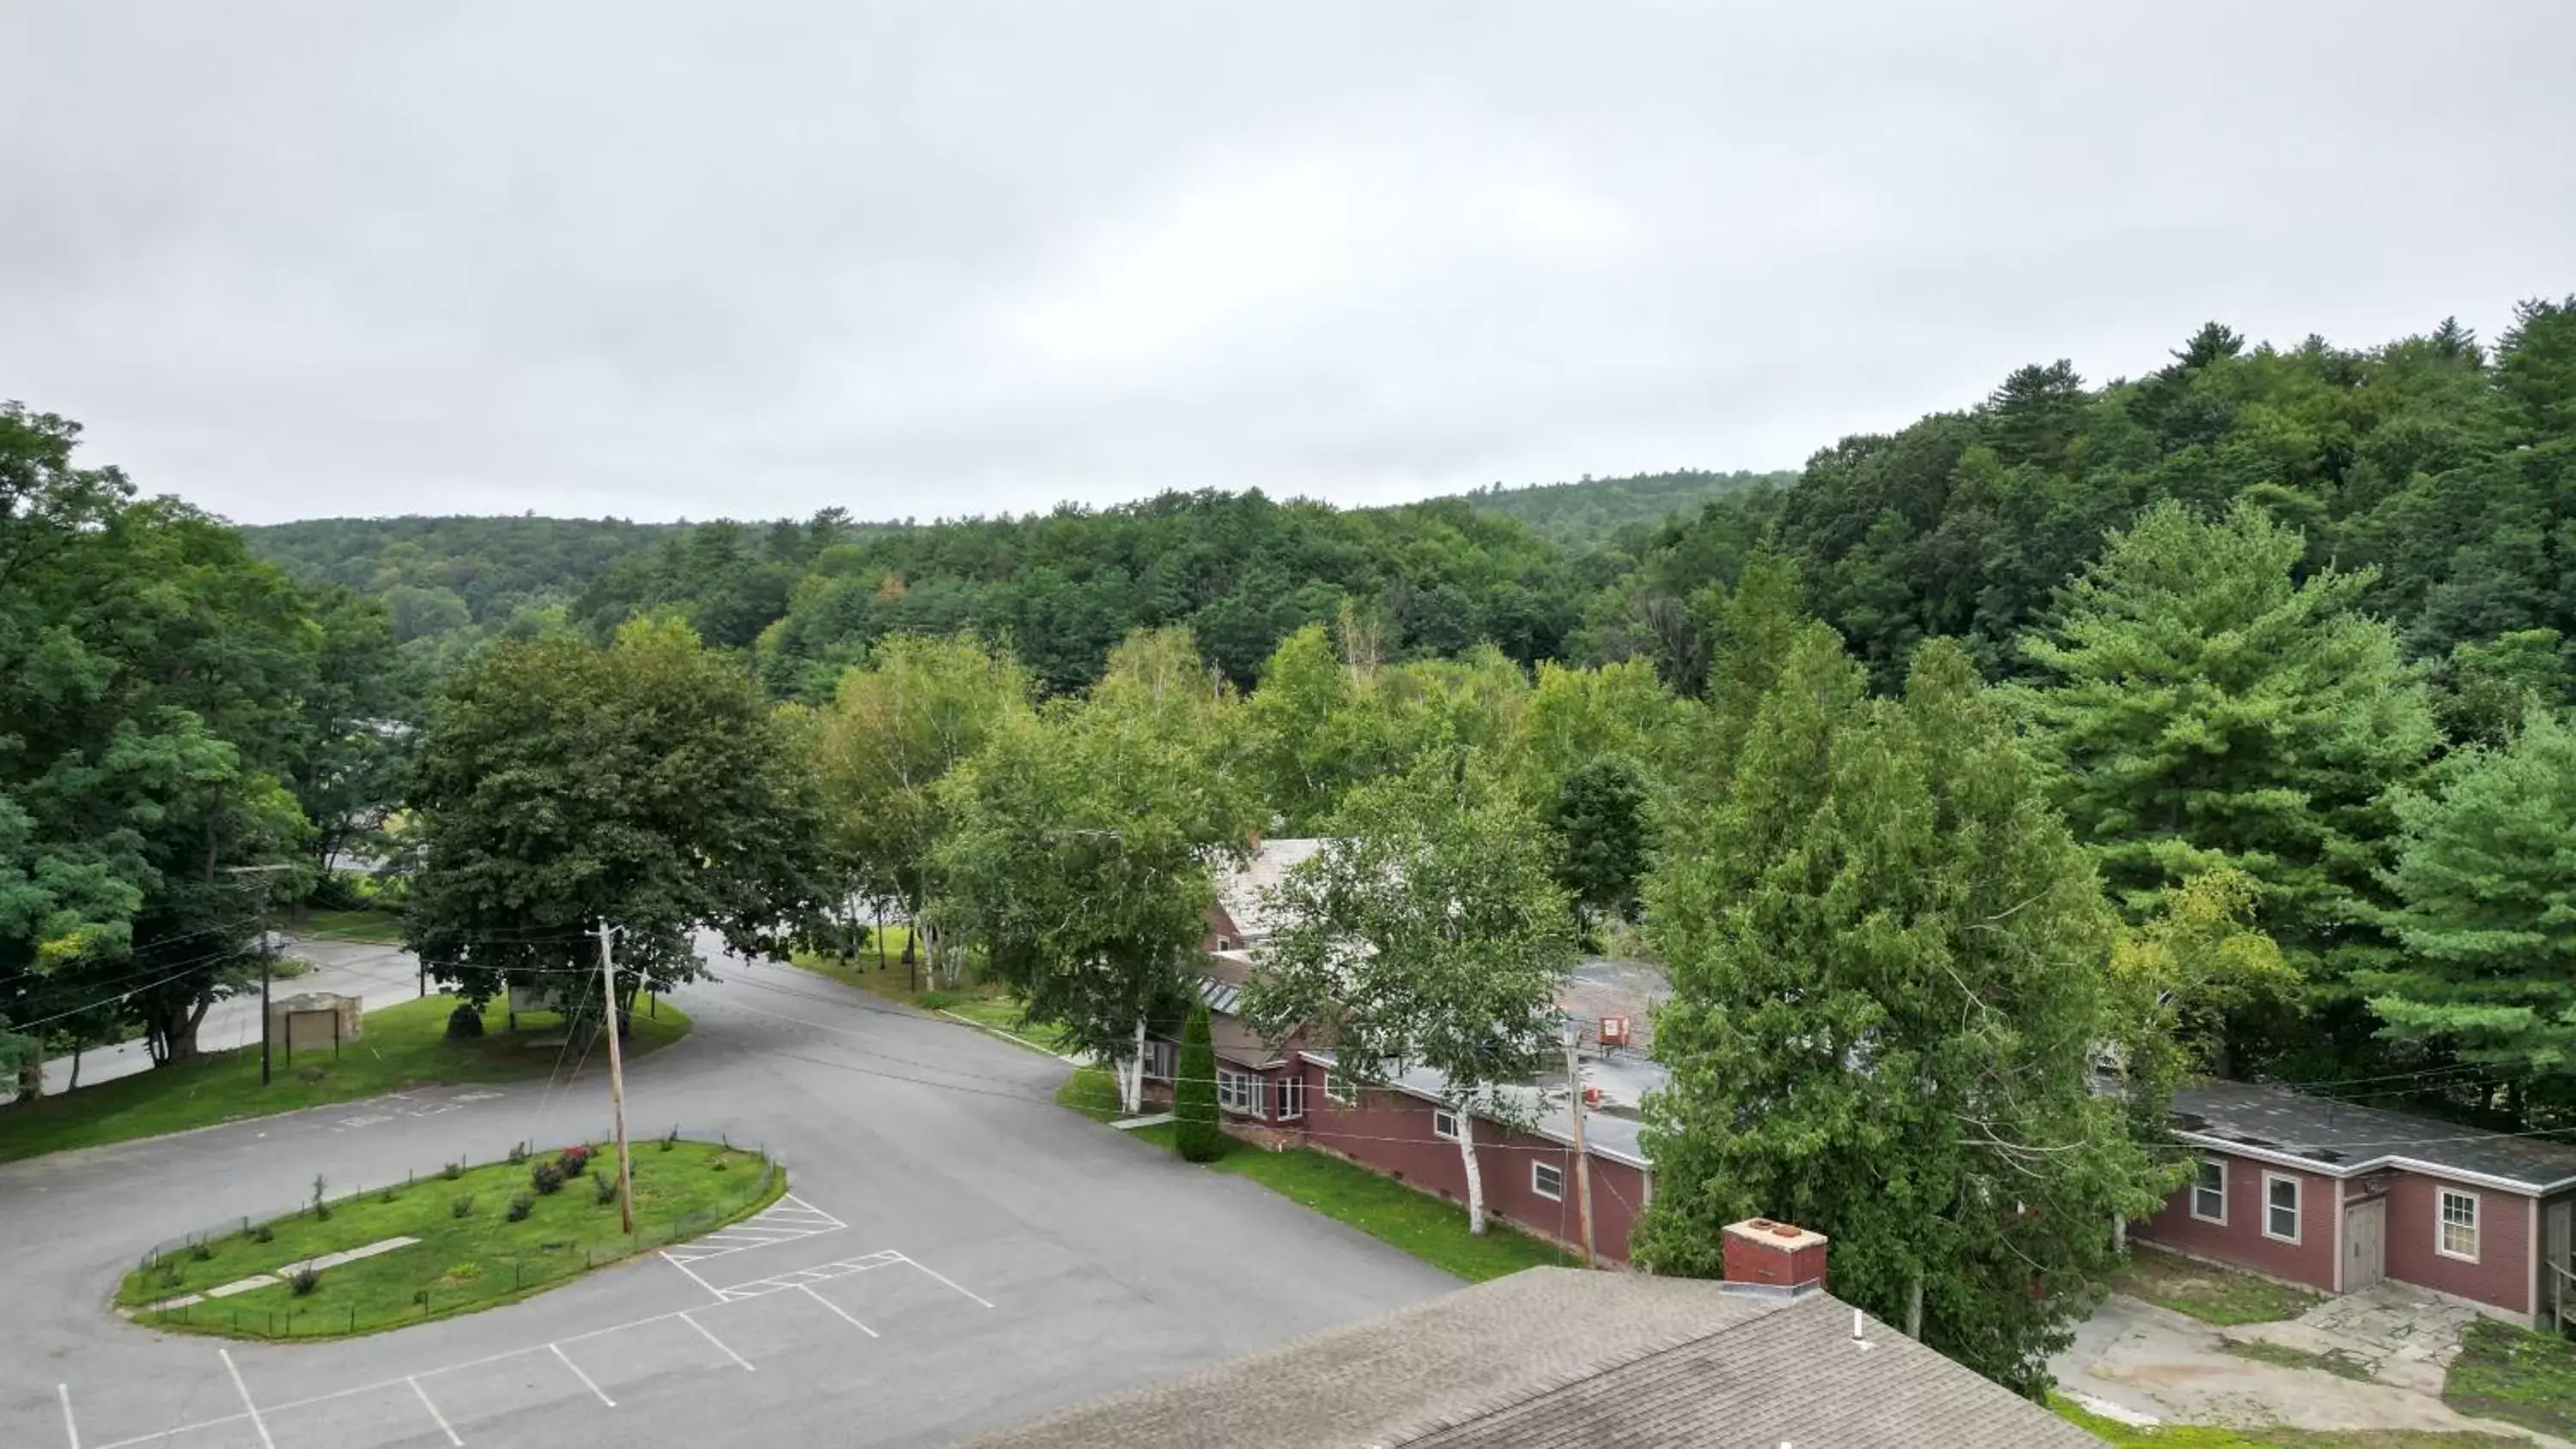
[
  {"xmin": 2008, "ymin": 500, "xmax": 2437, "ymax": 1065},
  {"xmin": 2360, "ymin": 710, "xmax": 2576, "ymax": 1107},
  {"xmin": 1173, "ymin": 999, "xmax": 1224, "ymax": 1161},
  {"xmin": 1639, "ymin": 628, "xmax": 2171, "ymax": 1395}
]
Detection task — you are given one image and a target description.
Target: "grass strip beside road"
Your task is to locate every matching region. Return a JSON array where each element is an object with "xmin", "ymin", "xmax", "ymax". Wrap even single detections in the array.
[
  {"xmin": 1056, "ymin": 1065, "xmax": 1576, "ymax": 1282},
  {"xmin": 125, "ymin": 1139, "xmax": 782, "ymax": 1340},
  {"xmin": 0, "ymin": 995, "xmax": 690, "ymax": 1164},
  {"xmin": 2442, "ymin": 1318, "xmax": 2576, "ymax": 1440},
  {"xmin": 2106, "ymin": 1244, "xmax": 2324, "ymax": 1325},
  {"xmin": 296, "ymin": 908, "xmax": 406, "ymax": 943},
  {"xmin": 2050, "ymin": 1395, "xmax": 2524, "ymax": 1447},
  {"xmin": 788, "ymin": 948, "xmax": 1056, "ymax": 1048}
]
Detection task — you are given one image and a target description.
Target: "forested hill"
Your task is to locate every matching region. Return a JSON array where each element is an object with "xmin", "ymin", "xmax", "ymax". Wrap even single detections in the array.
[
  {"xmin": 235, "ymin": 298, "xmax": 2576, "ymax": 722},
  {"xmin": 1453, "ymin": 468, "xmax": 1795, "ymax": 549}
]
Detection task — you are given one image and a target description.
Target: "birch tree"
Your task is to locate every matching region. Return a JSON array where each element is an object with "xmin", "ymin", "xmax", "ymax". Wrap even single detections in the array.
[{"xmin": 1244, "ymin": 746, "xmax": 1577, "ymax": 1234}]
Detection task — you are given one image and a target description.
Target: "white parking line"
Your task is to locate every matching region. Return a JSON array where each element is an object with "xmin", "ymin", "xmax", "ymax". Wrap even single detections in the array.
[
  {"xmin": 550, "ymin": 1343, "xmax": 616, "ymax": 1408},
  {"xmin": 56, "ymin": 1384, "xmax": 78, "ymax": 1449},
  {"xmin": 407, "ymin": 1377, "xmax": 463, "ymax": 1446},
  {"xmin": 897, "ymin": 1252, "xmax": 996, "ymax": 1308},
  {"xmin": 798, "ymin": 1283, "xmax": 879, "ymax": 1338},
  {"xmin": 680, "ymin": 1311, "xmax": 754, "ymax": 1372},
  {"xmin": 218, "ymin": 1349, "xmax": 276, "ymax": 1449}
]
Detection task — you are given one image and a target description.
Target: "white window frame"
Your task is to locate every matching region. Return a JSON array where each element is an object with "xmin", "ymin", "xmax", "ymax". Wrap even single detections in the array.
[
  {"xmin": 1432, "ymin": 1107, "xmax": 1460, "ymax": 1141},
  {"xmin": 1276, "ymin": 1075, "xmax": 1307, "ymax": 1122},
  {"xmin": 2436, "ymin": 1188, "xmax": 2479, "ymax": 1262},
  {"xmin": 1217, "ymin": 1068, "xmax": 1266, "ymax": 1118},
  {"xmin": 2190, "ymin": 1158, "xmax": 2228, "ymax": 1225},
  {"xmin": 1531, "ymin": 1160, "xmax": 1564, "ymax": 1202},
  {"xmin": 1139, "ymin": 1038, "xmax": 1176, "ymax": 1082},
  {"xmin": 1324, "ymin": 1071, "xmax": 1357, "ymax": 1108},
  {"xmin": 2261, "ymin": 1173, "xmax": 2301, "ymax": 1244}
]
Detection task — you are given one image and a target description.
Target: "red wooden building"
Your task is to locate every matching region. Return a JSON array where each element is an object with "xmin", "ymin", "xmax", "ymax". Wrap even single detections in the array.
[{"xmin": 2138, "ymin": 1081, "xmax": 2576, "ymax": 1330}]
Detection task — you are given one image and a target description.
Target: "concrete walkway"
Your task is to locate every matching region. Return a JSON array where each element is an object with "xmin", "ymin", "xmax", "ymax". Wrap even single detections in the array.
[{"xmin": 2052, "ymin": 1290, "xmax": 2572, "ymax": 1446}]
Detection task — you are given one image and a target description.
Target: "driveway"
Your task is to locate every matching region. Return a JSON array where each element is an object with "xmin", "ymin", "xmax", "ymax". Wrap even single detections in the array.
[
  {"xmin": 2053, "ymin": 1290, "xmax": 2572, "ymax": 1446},
  {"xmin": 0, "ymin": 947, "xmax": 1461, "ymax": 1448}
]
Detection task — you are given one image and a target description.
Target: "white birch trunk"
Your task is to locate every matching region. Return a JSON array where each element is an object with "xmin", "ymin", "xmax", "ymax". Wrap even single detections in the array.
[
  {"xmin": 1455, "ymin": 1108, "xmax": 1486, "ymax": 1234},
  {"xmin": 1121, "ymin": 1016, "xmax": 1146, "ymax": 1115}
]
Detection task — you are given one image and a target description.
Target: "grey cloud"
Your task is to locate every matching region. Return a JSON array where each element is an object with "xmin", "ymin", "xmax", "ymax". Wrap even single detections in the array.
[{"xmin": 3, "ymin": 1, "xmax": 2570, "ymax": 524}]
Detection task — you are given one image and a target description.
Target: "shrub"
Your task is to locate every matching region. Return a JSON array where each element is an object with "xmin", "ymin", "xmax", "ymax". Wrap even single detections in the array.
[
  {"xmin": 506, "ymin": 1193, "xmax": 534, "ymax": 1222},
  {"xmin": 288, "ymin": 1268, "xmax": 320, "ymax": 1297},
  {"xmin": 530, "ymin": 1161, "xmax": 566, "ymax": 1196},
  {"xmin": 445, "ymin": 1003, "xmax": 485, "ymax": 1040},
  {"xmin": 297, "ymin": 1064, "xmax": 328, "ymax": 1085},
  {"xmin": 441, "ymin": 1160, "xmax": 464, "ymax": 1182},
  {"xmin": 310, "ymin": 1173, "xmax": 331, "ymax": 1221},
  {"xmin": 558, "ymin": 1144, "xmax": 593, "ymax": 1178},
  {"xmin": 251, "ymin": 1225, "xmax": 275, "ymax": 1245},
  {"xmin": 189, "ymin": 1240, "xmax": 214, "ymax": 1262},
  {"xmin": 412, "ymin": 1288, "xmax": 430, "ymax": 1308},
  {"xmin": 450, "ymin": 1194, "xmax": 476, "ymax": 1220},
  {"xmin": 659, "ymin": 1127, "xmax": 678, "ymax": 1152},
  {"xmin": 593, "ymin": 1173, "xmax": 617, "ymax": 1205},
  {"xmin": 1174, "ymin": 999, "xmax": 1223, "ymax": 1162},
  {"xmin": 380, "ymin": 1186, "xmax": 399, "ymax": 1203},
  {"xmin": 507, "ymin": 1141, "xmax": 528, "ymax": 1164}
]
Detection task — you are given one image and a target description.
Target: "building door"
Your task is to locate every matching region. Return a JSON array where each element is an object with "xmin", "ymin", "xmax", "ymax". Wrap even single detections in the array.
[{"xmin": 2343, "ymin": 1197, "xmax": 2385, "ymax": 1294}]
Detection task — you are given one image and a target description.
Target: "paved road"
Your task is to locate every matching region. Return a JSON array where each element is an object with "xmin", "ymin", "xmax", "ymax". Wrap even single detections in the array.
[
  {"xmin": 22, "ymin": 936, "xmax": 432, "ymax": 1098},
  {"xmin": 0, "ymin": 947, "xmax": 1460, "ymax": 1448}
]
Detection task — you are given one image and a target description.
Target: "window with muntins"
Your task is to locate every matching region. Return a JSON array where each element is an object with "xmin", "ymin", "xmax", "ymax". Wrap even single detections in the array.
[
  {"xmin": 1218, "ymin": 1069, "xmax": 1265, "ymax": 1117},
  {"xmin": 2263, "ymin": 1174, "xmax": 2300, "ymax": 1242},
  {"xmin": 2191, "ymin": 1159, "xmax": 2227, "ymax": 1223},
  {"xmin": 1324, "ymin": 1072, "xmax": 1356, "ymax": 1107},
  {"xmin": 2438, "ymin": 1189, "xmax": 2478, "ymax": 1260},
  {"xmin": 1432, "ymin": 1108, "xmax": 1460, "ymax": 1141},
  {"xmin": 1276, "ymin": 1076, "xmax": 1306, "ymax": 1121},
  {"xmin": 1532, "ymin": 1161, "xmax": 1564, "ymax": 1202}
]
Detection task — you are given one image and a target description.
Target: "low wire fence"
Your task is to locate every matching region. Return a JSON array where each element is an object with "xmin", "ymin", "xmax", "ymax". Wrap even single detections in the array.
[{"xmin": 128, "ymin": 1130, "xmax": 784, "ymax": 1341}]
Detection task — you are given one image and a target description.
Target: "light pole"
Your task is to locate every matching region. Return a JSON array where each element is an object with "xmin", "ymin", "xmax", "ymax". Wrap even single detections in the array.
[
  {"xmin": 224, "ymin": 864, "xmax": 294, "ymax": 1086},
  {"xmin": 1562, "ymin": 1019, "xmax": 1596, "ymax": 1268},
  {"xmin": 597, "ymin": 922, "xmax": 635, "ymax": 1234}
]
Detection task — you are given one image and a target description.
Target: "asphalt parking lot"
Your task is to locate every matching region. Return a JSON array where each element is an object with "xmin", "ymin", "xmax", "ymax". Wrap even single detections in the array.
[{"xmin": 0, "ymin": 950, "xmax": 1460, "ymax": 1448}]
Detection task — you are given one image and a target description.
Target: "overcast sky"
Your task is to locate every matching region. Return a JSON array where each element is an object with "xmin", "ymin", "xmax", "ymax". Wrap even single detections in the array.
[{"xmin": 4, "ymin": 3, "xmax": 2571, "ymax": 526}]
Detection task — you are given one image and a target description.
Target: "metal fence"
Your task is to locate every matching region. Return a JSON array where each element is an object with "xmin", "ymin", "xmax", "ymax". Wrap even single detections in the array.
[{"xmin": 130, "ymin": 1131, "xmax": 783, "ymax": 1341}]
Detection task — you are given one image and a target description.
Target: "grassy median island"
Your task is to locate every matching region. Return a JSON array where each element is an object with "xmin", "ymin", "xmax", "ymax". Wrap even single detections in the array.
[
  {"xmin": 0, "ymin": 994, "xmax": 690, "ymax": 1165},
  {"xmin": 122, "ymin": 1138, "xmax": 783, "ymax": 1340}
]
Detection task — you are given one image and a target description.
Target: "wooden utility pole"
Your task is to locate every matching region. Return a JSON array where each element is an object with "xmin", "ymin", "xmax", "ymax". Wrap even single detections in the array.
[
  {"xmin": 224, "ymin": 864, "xmax": 293, "ymax": 1087},
  {"xmin": 598, "ymin": 923, "xmax": 635, "ymax": 1234},
  {"xmin": 1564, "ymin": 1024, "xmax": 1596, "ymax": 1268}
]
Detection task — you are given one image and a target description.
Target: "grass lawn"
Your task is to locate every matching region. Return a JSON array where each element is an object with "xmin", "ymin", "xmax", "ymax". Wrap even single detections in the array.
[
  {"xmin": 2051, "ymin": 1394, "xmax": 2525, "ymax": 1447},
  {"xmin": 2221, "ymin": 1338, "xmax": 2379, "ymax": 1383},
  {"xmin": 1058, "ymin": 1065, "xmax": 1575, "ymax": 1282},
  {"xmin": 0, "ymin": 994, "xmax": 690, "ymax": 1165},
  {"xmin": 2107, "ymin": 1244, "xmax": 2324, "ymax": 1325},
  {"xmin": 296, "ymin": 908, "xmax": 406, "ymax": 943},
  {"xmin": 2441, "ymin": 1318, "xmax": 2576, "ymax": 1440},
  {"xmin": 123, "ymin": 1138, "xmax": 781, "ymax": 1340},
  {"xmin": 790, "ymin": 948, "xmax": 1057, "ymax": 1050}
]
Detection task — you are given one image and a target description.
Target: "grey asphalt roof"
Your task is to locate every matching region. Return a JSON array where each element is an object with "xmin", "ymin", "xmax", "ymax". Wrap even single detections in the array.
[
  {"xmin": 2175, "ymin": 1080, "xmax": 2576, "ymax": 1192},
  {"xmin": 958, "ymin": 1268, "xmax": 2100, "ymax": 1449},
  {"xmin": 1217, "ymin": 836, "xmax": 1329, "ymax": 943}
]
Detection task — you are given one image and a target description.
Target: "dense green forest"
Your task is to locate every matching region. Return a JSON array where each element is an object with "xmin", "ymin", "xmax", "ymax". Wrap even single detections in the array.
[
  {"xmin": 13, "ymin": 294, "xmax": 2576, "ymax": 1393},
  {"xmin": 1454, "ymin": 467, "xmax": 1794, "ymax": 549}
]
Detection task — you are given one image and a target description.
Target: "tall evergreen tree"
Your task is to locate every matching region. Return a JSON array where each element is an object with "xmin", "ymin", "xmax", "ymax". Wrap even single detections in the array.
[
  {"xmin": 1173, "ymin": 998, "xmax": 1223, "ymax": 1162},
  {"xmin": 2360, "ymin": 709, "xmax": 2576, "ymax": 1108},
  {"xmin": 2008, "ymin": 500, "xmax": 2437, "ymax": 1065},
  {"xmin": 1639, "ymin": 628, "xmax": 2170, "ymax": 1395}
]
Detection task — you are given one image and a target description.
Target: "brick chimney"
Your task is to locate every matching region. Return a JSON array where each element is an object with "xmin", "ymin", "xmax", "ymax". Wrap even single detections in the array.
[{"xmin": 1718, "ymin": 1218, "xmax": 1828, "ymax": 1299}]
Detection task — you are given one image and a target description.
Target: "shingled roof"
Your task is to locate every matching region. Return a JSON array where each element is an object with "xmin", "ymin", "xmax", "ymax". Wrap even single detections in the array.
[
  {"xmin": 957, "ymin": 1269, "xmax": 2098, "ymax": 1449},
  {"xmin": 2175, "ymin": 1080, "xmax": 2576, "ymax": 1193}
]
